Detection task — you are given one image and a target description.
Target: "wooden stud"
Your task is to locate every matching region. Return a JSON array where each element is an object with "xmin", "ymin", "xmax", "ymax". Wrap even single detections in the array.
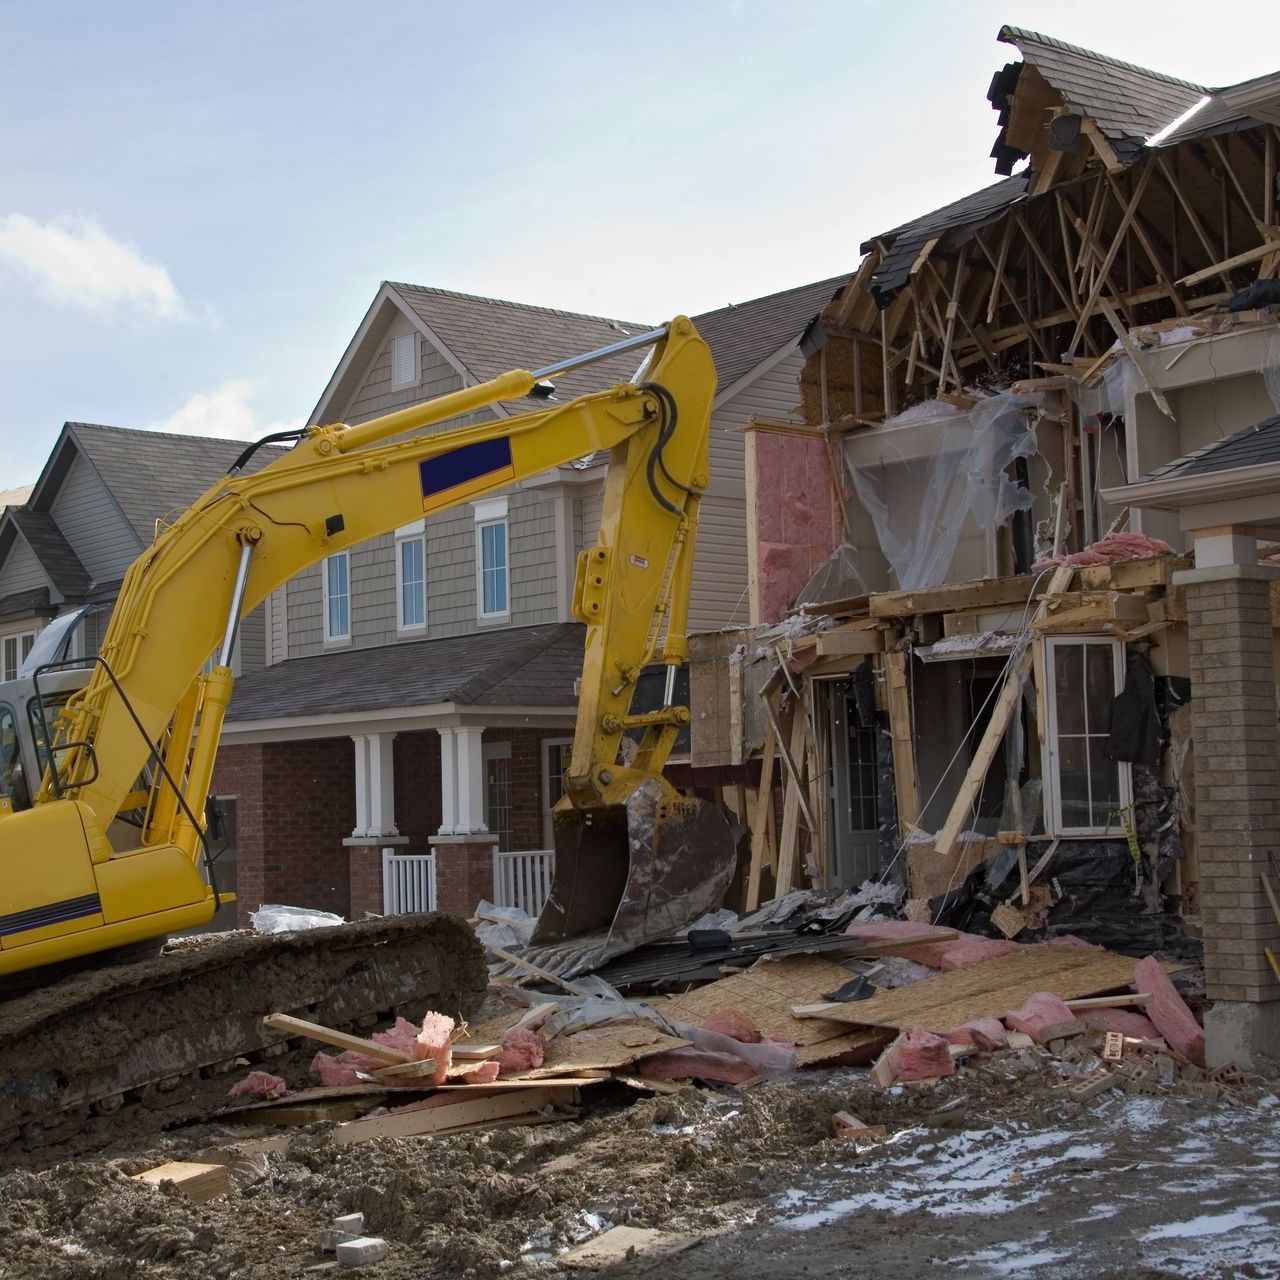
[
  {"xmin": 489, "ymin": 946, "xmax": 591, "ymax": 997},
  {"xmin": 986, "ymin": 218, "xmax": 1014, "ymax": 325},
  {"xmin": 774, "ymin": 709, "xmax": 809, "ymax": 896},
  {"xmin": 745, "ymin": 723, "xmax": 777, "ymax": 911},
  {"xmin": 133, "ymin": 1162, "xmax": 232, "ymax": 1204},
  {"xmin": 762, "ymin": 691, "xmax": 818, "ymax": 834},
  {"xmin": 1210, "ymin": 134, "xmax": 1263, "ymax": 229},
  {"xmin": 1177, "ymin": 237, "xmax": 1280, "ymax": 288},
  {"xmin": 262, "ymin": 1013, "xmax": 409, "ymax": 1065},
  {"xmin": 883, "ymin": 651, "xmax": 920, "ymax": 833}
]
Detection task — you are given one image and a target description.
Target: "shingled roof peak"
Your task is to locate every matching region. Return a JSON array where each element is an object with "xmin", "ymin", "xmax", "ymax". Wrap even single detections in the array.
[
  {"xmin": 385, "ymin": 281, "xmax": 650, "ymax": 333},
  {"xmin": 997, "ymin": 24, "xmax": 1207, "ymax": 93}
]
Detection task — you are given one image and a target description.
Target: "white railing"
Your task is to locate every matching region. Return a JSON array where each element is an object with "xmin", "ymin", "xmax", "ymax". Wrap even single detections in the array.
[
  {"xmin": 492, "ymin": 849, "xmax": 556, "ymax": 917},
  {"xmin": 382, "ymin": 850, "xmax": 436, "ymax": 914}
]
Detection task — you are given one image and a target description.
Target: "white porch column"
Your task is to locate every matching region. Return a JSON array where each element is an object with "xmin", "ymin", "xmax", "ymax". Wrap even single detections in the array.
[
  {"xmin": 454, "ymin": 726, "xmax": 488, "ymax": 835},
  {"xmin": 367, "ymin": 732, "xmax": 400, "ymax": 837},
  {"xmin": 438, "ymin": 727, "xmax": 458, "ymax": 836},
  {"xmin": 350, "ymin": 734, "xmax": 370, "ymax": 838}
]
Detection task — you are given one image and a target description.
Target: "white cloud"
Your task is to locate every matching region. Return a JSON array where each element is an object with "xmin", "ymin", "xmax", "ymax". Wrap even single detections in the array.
[
  {"xmin": 148, "ymin": 380, "xmax": 304, "ymax": 442},
  {"xmin": 0, "ymin": 213, "xmax": 183, "ymax": 318}
]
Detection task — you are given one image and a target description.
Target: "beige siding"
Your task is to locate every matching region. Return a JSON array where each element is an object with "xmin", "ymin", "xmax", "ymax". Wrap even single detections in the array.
[
  {"xmin": 0, "ymin": 537, "xmax": 51, "ymax": 596},
  {"xmin": 344, "ymin": 325, "xmax": 462, "ymax": 426},
  {"xmin": 266, "ymin": 586, "xmax": 287, "ymax": 665},
  {"xmin": 50, "ymin": 453, "xmax": 140, "ymax": 581}
]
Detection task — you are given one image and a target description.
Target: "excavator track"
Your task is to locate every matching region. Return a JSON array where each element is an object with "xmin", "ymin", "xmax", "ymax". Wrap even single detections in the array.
[{"xmin": 0, "ymin": 914, "xmax": 487, "ymax": 1153}]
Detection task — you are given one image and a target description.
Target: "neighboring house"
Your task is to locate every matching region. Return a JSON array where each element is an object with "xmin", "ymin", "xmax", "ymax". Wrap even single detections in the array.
[
  {"xmin": 0, "ymin": 486, "xmax": 32, "ymax": 512},
  {"xmin": 215, "ymin": 276, "xmax": 844, "ymax": 924},
  {"xmin": 0, "ymin": 423, "xmax": 273, "ymax": 682}
]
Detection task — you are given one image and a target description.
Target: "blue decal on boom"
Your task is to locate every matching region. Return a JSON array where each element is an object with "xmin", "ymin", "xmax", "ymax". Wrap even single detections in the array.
[{"xmin": 420, "ymin": 437, "xmax": 513, "ymax": 499}]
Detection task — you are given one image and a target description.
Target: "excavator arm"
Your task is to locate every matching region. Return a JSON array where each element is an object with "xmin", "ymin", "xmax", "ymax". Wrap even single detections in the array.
[{"xmin": 0, "ymin": 318, "xmax": 734, "ymax": 975}]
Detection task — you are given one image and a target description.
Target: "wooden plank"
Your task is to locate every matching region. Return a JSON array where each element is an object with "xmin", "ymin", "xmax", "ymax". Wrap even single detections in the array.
[
  {"xmin": 1177, "ymin": 237, "xmax": 1280, "ymax": 287},
  {"xmin": 262, "ymin": 1013, "xmax": 407, "ymax": 1065},
  {"xmin": 870, "ymin": 574, "xmax": 1039, "ymax": 618},
  {"xmin": 451, "ymin": 1044, "xmax": 501, "ymax": 1061},
  {"xmin": 489, "ymin": 946, "xmax": 590, "ymax": 996},
  {"xmin": 133, "ymin": 1161, "xmax": 232, "ymax": 1204},
  {"xmin": 427, "ymin": 1077, "xmax": 611, "ymax": 1091},
  {"xmin": 515, "ymin": 1022, "xmax": 690, "ymax": 1079},
  {"xmin": 372, "ymin": 1059, "xmax": 445, "ymax": 1082},
  {"xmin": 884, "ymin": 651, "xmax": 920, "ymax": 832},
  {"xmin": 935, "ymin": 563, "xmax": 1074, "ymax": 857},
  {"xmin": 561, "ymin": 1226, "xmax": 699, "ymax": 1270},
  {"xmin": 774, "ymin": 710, "xmax": 808, "ymax": 895},
  {"xmin": 744, "ymin": 719, "xmax": 776, "ymax": 913},
  {"xmin": 817, "ymin": 626, "xmax": 886, "ymax": 657},
  {"xmin": 762, "ymin": 693, "xmax": 817, "ymax": 834},
  {"xmin": 793, "ymin": 946, "xmax": 1141, "ymax": 1032},
  {"xmin": 1064, "ymin": 994, "xmax": 1151, "ymax": 1010},
  {"xmin": 333, "ymin": 1086, "xmax": 576, "ymax": 1145}
]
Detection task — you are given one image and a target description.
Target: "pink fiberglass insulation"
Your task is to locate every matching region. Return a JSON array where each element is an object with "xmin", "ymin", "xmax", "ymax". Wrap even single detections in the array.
[
  {"xmin": 844, "ymin": 922, "xmax": 1020, "ymax": 970},
  {"xmin": 449, "ymin": 1059, "xmax": 500, "ymax": 1084},
  {"xmin": 1032, "ymin": 531, "xmax": 1173, "ymax": 573},
  {"xmin": 936, "ymin": 937, "xmax": 1022, "ymax": 971},
  {"xmin": 311, "ymin": 1052, "xmax": 364, "ymax": 1086},
  {"xmin": 1002, "ymin": 992, "xmax": 1077, "ymax": 1039},
  {"xmin": 637, "ymin": 1047, "xmax": 759, "ymax": 1084},
  {"xmin": 946, "ymin": 1017, "xmax": 1008, "ymax": 1051},
  {"xmin": 372, "ymin": 1016, "xmax": 421, "ymax": 1059},
  {"xmin": 497, "ymin": 1026, "xmax": 545, "ymax": 1076},
  {"xmin": 701, "ymin": 1010, "xmax": 762, "ymax": 1043},
  {"xmin": 752, "ymin": 432, "xmax": 843, "ymax": 622},
  {"xmin": 1083, "ymin": 1008, "xmax": 1162, "ymax": 1040},
  {"xmin": 228, "ymin": 1070, "xmax": 287, "ymax": 1101},
  {"xmin": 872, "ymin": 1029, "xmax": 954, "ymax": 1085},
  {"xmin": 415, "ymin": 1011, "xmax": 455, "ymax": 1085},
  {"xmin": 1135, "ymin": 957, "xmax": 1204, "ymax": 1065}
]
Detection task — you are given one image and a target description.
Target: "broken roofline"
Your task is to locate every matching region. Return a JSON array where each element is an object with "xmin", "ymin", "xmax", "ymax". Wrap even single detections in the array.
[{"xmin": 804, "ymin": 28, "xmax": 1280, "ymax": 428}]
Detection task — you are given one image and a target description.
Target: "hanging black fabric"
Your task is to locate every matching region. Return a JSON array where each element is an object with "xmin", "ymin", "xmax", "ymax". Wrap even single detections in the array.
[{"xmin": 1106, "ymin": 649, "xmax": 1161, "ymax": 767}]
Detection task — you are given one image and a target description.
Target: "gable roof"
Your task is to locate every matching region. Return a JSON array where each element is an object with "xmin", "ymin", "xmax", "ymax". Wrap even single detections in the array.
[
  {"xmin": 692, "ymin": 275, "xmax": 849, "ymax": 394},
  {"xmin": 995, "ymin": 25, "xmax": 1208, "ymax": 165},
  {"xmin": 1141, "ymin": 413, "xmax": 1280, "ymax": 483},
  {"xmin": 0, "ymin": 485, "xmax": 32, "ymax": 511},
  {"xmin": 225, "ymin": 622, "xmax": 584, "ymax": 722},
  {"xmin": 58, "ymin": 423, "xmax": 286, "ymax": 543},
  {"xmin": 3, "ymin": 508, "xmax": 90, "ymax": 596}
]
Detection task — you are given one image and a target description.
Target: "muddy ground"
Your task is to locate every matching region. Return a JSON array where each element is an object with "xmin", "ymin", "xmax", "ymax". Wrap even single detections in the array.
[{"xmin": 2, "ymin": 1059, "xmax": 1277, "ymax": 1280}]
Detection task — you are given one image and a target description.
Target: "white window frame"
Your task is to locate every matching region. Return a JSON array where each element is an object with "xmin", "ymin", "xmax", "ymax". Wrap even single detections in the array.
[
  {"xmin": 474, "ymin": 496, "xmax": 510, "ymax": 623},
  {"xmin": 322, "ymin": 551, "xmax": 351, "ymax": 646},
  {"xmin": 1040, "ymin": 635, "xmax": 1132, "ymax": 837},
  {"xmin": 541, "ymin": 736, "xmax": 574, "ymax": 848},
  {"xmin": 391, "ymin": 333, "xmax": 418, "ymax": 388},
  {"xmin": 395, "ymin": 520, "xmax": 427, "ymax": 634},
  {"xmin": 483, "ymin": 740, "xmax": 514, "ymax": 852},
  {"xmin": 2, "ymin": 629, "xmax": 38, "ymax": 682}
]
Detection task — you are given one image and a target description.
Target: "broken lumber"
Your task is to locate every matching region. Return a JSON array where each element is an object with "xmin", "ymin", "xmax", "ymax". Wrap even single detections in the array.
[
  {"xmin": 262, "ymin": 1013, "xmax": 408, "ymax": 1064},
  {"xmin": 133, "ymin": 1161, "xmax": 232, "ymax": 1204},
  {"xmin": 832, "ymin": 1111, "xmax": 888, "ymax": 1141},
  {"xmin": 489, "ymin": 946, "xmax": 590, "ymax": 996},
  {"xmin": 334, "ymin": 1085, "xmax": 578, "ymax": 1144},
  {"xmin": 870, "ymin": 1028, "xmax": 954, "ymax": 1086}
]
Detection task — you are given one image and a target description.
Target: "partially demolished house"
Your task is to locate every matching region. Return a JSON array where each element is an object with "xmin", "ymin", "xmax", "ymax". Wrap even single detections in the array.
[{"xmin": 692, "ymin": 27, "xmax": 1280, "ymax": 1064}]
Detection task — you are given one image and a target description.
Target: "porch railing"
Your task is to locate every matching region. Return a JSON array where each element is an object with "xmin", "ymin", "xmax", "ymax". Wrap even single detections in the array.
[
  {"xmin": 492, "ymin": 848, "xmax": 555, "ymax": 918},
  {"xmin": 382, "ymin": 850, "xmax": 436, "ymax": 914}
]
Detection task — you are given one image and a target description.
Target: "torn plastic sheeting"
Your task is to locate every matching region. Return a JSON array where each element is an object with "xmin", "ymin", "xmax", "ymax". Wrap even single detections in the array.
[
  {"xmin": 250, "ymin": 904, "xmax": 345, "ymax": 934},
  {"xmin": 841, "ymin": 391, "xmax": 1043, "ymax": 589},
  {"xmin": 796, "ymin": 540, "xmax": 871, "ymax": 609},
  {"xmin": 667, "ymin": 1020, "xmax": 797, "ymax": 1080},
  {"xmin": 475, "ymin": 900, "xmax": 536, "ymax": 951}
]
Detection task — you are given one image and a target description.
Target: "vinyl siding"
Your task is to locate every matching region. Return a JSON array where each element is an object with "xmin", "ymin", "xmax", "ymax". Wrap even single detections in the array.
[
  {"xmin": 239, "ymin": 602, "xmax": 267, "ymax": 674},
  {"xmin": 0, "ymin": 537, "xmax": 52, "ymax": 596},
  {"xmin": 49, "ymin": 453, "xmax": 140, "ymax": 581},
  {"xmin": 344, "ymin": 326, "xmax": 461, "ymax": 426},
  {"xmin": 267, "ymin": 586, "xmax": 287, "ymax": 665}
]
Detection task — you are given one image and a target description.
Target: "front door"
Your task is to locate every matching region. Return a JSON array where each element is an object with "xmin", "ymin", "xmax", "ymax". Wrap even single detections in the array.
[{"xmin": 828, "ymin": 690, "xmax": 880, "ymax": 888}]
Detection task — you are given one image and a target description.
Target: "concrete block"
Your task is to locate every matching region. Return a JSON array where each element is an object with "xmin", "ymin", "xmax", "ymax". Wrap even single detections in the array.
[
  {"xmin": 1205, "ymin": 999, "xmax": 1280, "ymax": 1070},
  {"xmin": 333, "ymin": 1214, "xmax": 366, "ymax": 1235},
  {"xmin": 336, "ymin": 1236, "xmax": 389, "ymax": 1268}
]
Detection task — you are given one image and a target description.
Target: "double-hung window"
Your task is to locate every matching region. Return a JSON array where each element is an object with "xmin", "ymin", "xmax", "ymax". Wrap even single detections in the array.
[
  {"xmin": 1041, "ymin": 636, "xmax": 1132, "ymax": 836},
  {"xmin": 396, "ymin": 522, "xmax": 427, "ymax": 632},
  {"xmin": 474, "ymin": 496, "xmax": 510, "ymax": 622},
  {"xmin": 2, "ymin": 630, "xmax": 37, "ymax": 682},
  {"xmin": 323, "ymin": 552, "xmax": 350, "ymax": 644}
]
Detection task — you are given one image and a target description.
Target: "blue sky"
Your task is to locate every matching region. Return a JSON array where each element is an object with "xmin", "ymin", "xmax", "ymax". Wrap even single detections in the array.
[{"xmin": 2, "ymin": 0, "xmax": 1276, "ymax": 482}]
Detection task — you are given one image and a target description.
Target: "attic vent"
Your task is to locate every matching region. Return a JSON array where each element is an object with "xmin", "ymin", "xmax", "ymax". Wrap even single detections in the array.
[{"xmin": 392, "ymin": 334, "xmax": 417, "ymax": 387}]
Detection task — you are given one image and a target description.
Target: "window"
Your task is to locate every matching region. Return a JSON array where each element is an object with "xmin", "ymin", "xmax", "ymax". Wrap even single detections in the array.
[
  {"xmin": 0, "ymin": 702, "xmax": 29, "ymax": 810},
  {"xmin": 484, "ymin": 741, "xmax": 513, "ymax": 852},
  {"xmin": 542, "ymin": 738, "xmax": 573, "ymax": 847},
  {"xmin": 395, "ymin": 522, "xmax": 426, "ymax": 632},
  {"xmin": 323, "ymin": 552, "xmax": 350, "ymax": 644},
  {"xmin": 1042, "ymin": 637, "xmax": 1132, "ymax": 835},
  {"xmin": 2, "ymin": 630, "xmax": 37, "ymax": 682},
  {"xmin": 392, "ymin": 333, "xmax": 417, "ymax": 387},
  {"xmin": 474, "ymin": 496, "xmax": 510, "ymax": 621}
]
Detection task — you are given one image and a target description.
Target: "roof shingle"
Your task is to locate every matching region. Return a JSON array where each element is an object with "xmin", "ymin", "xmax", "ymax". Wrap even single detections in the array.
[
  {"xmin": 6, "ymin": 509, "xmax": 90, "ymax": 596},
  {"xmin": 225, "ymin": 622, "xmax": 584, "ymax": 722},
  {"xmin": 1141, "ymin": 414, "xmax": 1280, "ymax": 482}
]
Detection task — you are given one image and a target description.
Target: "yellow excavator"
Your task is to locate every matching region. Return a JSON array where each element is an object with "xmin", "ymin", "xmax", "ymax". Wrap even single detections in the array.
[{"xmin": 0, "ymin": 318, "xmax": 735, "ymax": 1146}]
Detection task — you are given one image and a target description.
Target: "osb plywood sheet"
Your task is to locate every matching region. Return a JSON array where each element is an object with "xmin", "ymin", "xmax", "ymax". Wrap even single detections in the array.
[
  {"xmin": 517, "ymin": 1022, "xmax": 690, "ymax": 1078},
  {"xmin": 811, "ymin": 947, "xmax": 1139, "ymax": 1033},
  {"xmin": 658, "ymin": 954, "xmax": 864, "ymax": 1048},
  {"xmin": 796, "ymin": 1028, "xmax": 891, "ymax": 1066}
]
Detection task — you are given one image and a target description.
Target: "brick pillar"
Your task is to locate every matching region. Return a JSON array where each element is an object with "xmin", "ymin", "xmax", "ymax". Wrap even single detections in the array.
[
  {"xmin": 430, "ymin": 834, "xmax": 498, "ymax": 917},
  {"xmin": 348, "ymin": 846, "xmax": 384, "ymax": 919},
  {"xmin": 1178, "ymin": 563, "xmax": 1280, "ymax": 1066}
]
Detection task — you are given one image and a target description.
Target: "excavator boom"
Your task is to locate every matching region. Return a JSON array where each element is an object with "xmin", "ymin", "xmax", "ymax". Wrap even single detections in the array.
[{"xmin": 0, "ymin": 317, "xmax": 734, "ymax": 977}]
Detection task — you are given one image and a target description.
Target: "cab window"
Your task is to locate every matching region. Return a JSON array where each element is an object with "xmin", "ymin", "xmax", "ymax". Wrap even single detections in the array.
[{"xmin": 0, "ymin": 702, "xmax": 30, "ymax": 811}]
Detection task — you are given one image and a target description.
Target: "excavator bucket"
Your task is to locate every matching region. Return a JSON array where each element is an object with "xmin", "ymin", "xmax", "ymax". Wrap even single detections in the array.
[{"xmin": 531, "ymin": 778, "xmax": 737, "ymax": 962}]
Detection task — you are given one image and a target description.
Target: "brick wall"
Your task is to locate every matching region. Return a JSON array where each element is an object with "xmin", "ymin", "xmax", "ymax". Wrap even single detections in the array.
[
  {"xmin": 212, "ymin": 738, "xmax": 355, "ymax": 924},
  {"xmin": 485, "ymin": 727, "xmax": 559, "ymax": 849},
  {"xmin": 392, "ymin": 730, "xmax": 443, "ymax": 849},
  {"xmin": 1184, "ymin": 571, "xmax": 1280, "ymax": 1003}
]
